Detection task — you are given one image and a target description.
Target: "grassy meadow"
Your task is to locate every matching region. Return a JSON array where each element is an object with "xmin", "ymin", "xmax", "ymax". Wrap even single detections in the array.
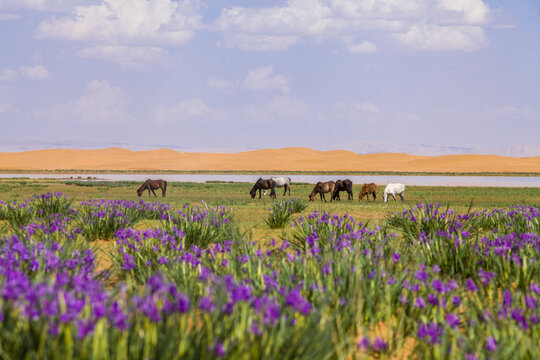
[
  {"xmin": 1, "ymin": 178, "xmax": 539, "ymax": 241},
  {"xmin": 1, "ymin": 178, "xmax": 539, "ymax": 359}
]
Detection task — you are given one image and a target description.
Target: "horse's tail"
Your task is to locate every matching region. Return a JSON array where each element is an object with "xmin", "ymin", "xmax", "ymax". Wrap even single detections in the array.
[
  {"xmin": 163, "ymin": 180, "xmax": 167, "ymax": 195},
  {"xmin": 270, "ymin": 180, "xmax": 277, "ymax": 198}
]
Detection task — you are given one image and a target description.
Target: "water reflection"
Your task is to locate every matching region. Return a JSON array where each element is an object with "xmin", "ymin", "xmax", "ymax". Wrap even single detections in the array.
[{"xmin": 1, "ymin": 173, "xmax": 539, "ymax": 187}]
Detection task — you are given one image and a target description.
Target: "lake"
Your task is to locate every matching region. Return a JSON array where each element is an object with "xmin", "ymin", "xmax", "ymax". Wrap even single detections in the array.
[{"xmin": 1, "ymin": 173, "xmax": 539, "ymax": 187}]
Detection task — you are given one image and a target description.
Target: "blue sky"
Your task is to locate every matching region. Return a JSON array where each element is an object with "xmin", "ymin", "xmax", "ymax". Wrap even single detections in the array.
[{"xmin": 0, "ymin": 0, "xmax": 539, "ymax": 155}]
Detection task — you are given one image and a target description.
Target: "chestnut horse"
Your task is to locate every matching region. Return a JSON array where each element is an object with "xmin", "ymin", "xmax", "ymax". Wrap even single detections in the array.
[
  {"xmin": 309, "ymin": 181, "xmax": 335, "ymax": 202},
  {"xmin": 250, "ymin": 178, "xmax": 276, "ymax": 199},
  {"xmin": 359, "ymin": 183, "xmax": 377, "ymax": 201},
  {"xmin": 331, "ymin": 179, "xmax": 353, "ymax": 201},
  {"xmin": 137, "ymin": 179, "xmax": 167, "ymax": 197}
]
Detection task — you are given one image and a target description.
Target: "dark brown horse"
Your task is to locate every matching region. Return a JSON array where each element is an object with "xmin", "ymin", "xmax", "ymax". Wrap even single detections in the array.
[
  {"xmin": 309, "ymin": 181, "xmax": 335, "ymax": 202},
  {"xmin": 331, "ymin": 179, "xmax": 353, "ymax": 201},
  {"xmin": 359, "ymin": 183, "xmax": 377, "ymax": 201},
  {"xmin": 137, "ymin": 179, "xmax": 167, "ymax": 197},
  {"xmin": 250, "ymin": 178, "xmax": 276, "ymax": 199}
]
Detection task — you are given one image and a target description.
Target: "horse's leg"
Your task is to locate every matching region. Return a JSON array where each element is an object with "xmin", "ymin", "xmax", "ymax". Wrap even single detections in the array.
[
  {"xmin": 151, "ymin": 188, "xmax": 158, "ymax": 197},
  {"xmin": 147, "ymin": 188, "xmax": 151, "ymax": 197},
  {"xmin": 392, "ymin": 194, "xmax": 397, "ymax": 201},
  {"xmin": 283, "ymin": 186, "xmax": 287, "ymax": 196},
  {"xmin": 399, "ymin": 193, "xmax": 404, "ymax": 202},
  {"xmin": 259, "ymin": 189, "xmax": 262, "ymax": 199},
  {"xmin": 373, "ymin": 192, "xmax": 377, "ymax": 201}
]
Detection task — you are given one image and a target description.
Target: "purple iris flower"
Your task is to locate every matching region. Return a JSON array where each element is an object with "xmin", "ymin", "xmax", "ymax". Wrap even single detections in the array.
[
  {"xmin": 485, "ymin": 337, "xmax": 497, "ymax": 351},
  {"xmin": 432, "ymin": 279, "xmax": 445, "ymax": 293},
  {"xmin": 285, "ymin": 288, "xmax": 311, "ymax": 315},
  {"xmin": 415, "ymin": 269, "xmax": 429, "ymax": 282},
  {"xmin": 200, "ymin": 295, "xmax": 216, "ymax": 312},
  {"xmin": 525, "ymin": 295, "xmax": 538, "ymax": 309},
  {"xmin": 417, "ymin": 322, "xmax": 444, "ymax": 344},
  {"xmin": 372, "ymin": 337, "xmax": 388, "ymax": 352},
  {"xmin": 445, "ymin": 313, "xmax": 460, "ymax": 329},
  {"xmin": 465, "ymin": 278, "xmax": 478, "ymax": 292}
]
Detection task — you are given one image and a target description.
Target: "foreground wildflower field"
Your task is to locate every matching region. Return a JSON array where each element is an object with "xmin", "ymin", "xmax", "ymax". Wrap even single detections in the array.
[{"xmin": 0, "ymin": 179, "xmax": 539, "ymax": 359}]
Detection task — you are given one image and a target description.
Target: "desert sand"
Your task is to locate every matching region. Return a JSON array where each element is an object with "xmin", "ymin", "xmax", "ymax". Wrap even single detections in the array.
[{"xmin": 0, "ymin": 147, "xmax": 539, "ymax": 173}]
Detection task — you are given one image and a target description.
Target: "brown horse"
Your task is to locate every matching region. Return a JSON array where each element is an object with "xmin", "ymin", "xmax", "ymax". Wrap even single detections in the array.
[
  {"xmin": 137, "ymin": 179, "xmax": 167, "ymax": 197},
  {"xmin": 309, "ymin": 181, "xmax": 335, "ymax": 202},
  {"xmin": 331, "ymin": 179, "xmax": 353, "ymax": 201},
  {"xmin": 359, "ymin": 183, "xmax": 377, "ymax": 201},
  {"xmin": 250, "ymin": 178, "xmax": 276, "ymax": 199}
]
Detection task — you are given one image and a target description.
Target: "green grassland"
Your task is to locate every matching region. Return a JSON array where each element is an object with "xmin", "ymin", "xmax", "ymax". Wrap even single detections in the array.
[{"xmin": 1, "ymin": 178, "xmax": 539, "ymax": 244}]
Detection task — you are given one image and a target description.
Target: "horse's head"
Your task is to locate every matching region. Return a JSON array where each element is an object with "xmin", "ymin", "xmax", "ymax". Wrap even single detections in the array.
[
  {"xmin": 136, "ymin": 186, "xmax": 144, "ymax": 197},
  {"xmin": 309, "ymin": 187, "xmax": 317, "ymax": 201},
  {"xmin": 250, "ymin": 186, "xmax": 257, "ymax": 198}
]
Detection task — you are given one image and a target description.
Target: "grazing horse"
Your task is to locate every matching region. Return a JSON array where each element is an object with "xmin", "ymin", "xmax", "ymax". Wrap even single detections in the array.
[
  {"xmin": 383, "ymin": 183, "xmax": 405, "ymax": 202},
  {"xmin": 250, "ymin": 178, "xmax": 276, "ymax": 199},
  {"xmin": 309, "ymin": 181, "xmax": 335, "ymax": 202},
  {"xmin": 271, "ymin": 177, "xmax": 292, "ymax": 196},
  {"xmin": 359, "ymin": 183, "xmax": 377, "ymax": 201},
  {"xmin": 331, "ymin": 179, "xmax": 353, "ymax": 201},
  {"xmin": 137, "ymin": 179, "xmax": 167, "ymax": 197}
]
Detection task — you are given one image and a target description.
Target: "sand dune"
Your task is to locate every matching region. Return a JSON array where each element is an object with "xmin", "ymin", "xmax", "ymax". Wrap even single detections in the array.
[{"xmin": 0, "ymin": 147, "xmax": 539, "ymax": 173}]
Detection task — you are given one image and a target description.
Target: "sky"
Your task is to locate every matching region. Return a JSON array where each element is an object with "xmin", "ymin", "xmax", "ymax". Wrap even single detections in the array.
[{"xmin": 0, "ymin": 0, "xmax": 539, "ymax": 156}]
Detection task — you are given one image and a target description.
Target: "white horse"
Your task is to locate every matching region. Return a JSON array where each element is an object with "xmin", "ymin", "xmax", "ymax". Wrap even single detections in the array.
[
  {"xmin": 270, "ymin": 177, "xmax": 291, "ymax": 196},
  {"xmin": 383, "ymin": 183, "xmax": 405, "ymax": 202}
]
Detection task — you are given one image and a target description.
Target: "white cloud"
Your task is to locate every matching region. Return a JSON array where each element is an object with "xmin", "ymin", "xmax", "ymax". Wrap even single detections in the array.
[
  {"xmin": 19, "ymin": 65, "xmax": 50, "ymax": 80},
  {"xmin": 0, "ymin": 13, "xmax": 19, "ymax": 20},
  {"xmin": 76, "ymin": 45, "xmax": 165, "ymax": 69},
  {"xmin": 0, "ymin": 68, "xmax": 18, "ymax": 81},
  {"xmin": 35, "ymin": 0, "xmax": 201, "ymax": 65},
  {"xmin": 333, "ymin": 101, "xmax": 380, "ymax": 116},
  {"xmin": 0, "ymin": 103, "xmax": 13, "ymax": 114},
  {"xmin": 394, "ymin": 24, "xmax": 487, "ymax": 52},
  {"xmin": 206, "ymin": 77, "xmax": 234, "ymax": 92},
  {"xmin": 0, "ymin": 65, "xmax": 50, "ymax": 81},
  {"xmin": 243, "ymin": 66, "xmax": 289, "ymax": 93},
  {"xmin": 0, "ymin": 0, "xmax": 93, "ymax": 12},
  {"xmin": 354, "ymin": 102, "xmax": 380, "ymax": 113},
  {"xmin": 219, "ymin": 34, "xmax": 299, "ymax": 52},
  {"xmin": 437, "ymin": 0, "xmax": 490, "ymax": 24},
  {"xmin": 348, "ymin": 41, "xmax": 377, "ymax": 54},
  {"xmin": 35, "ymin": 80, "xmax": 132, "ymax": 124},
  {"xmin": 215, "ymin": 0, "xmax": 492, "ymax": 52},
  {"xmin": 152, "ymin": 98, "xmax": 229, "ymax": 123},
  {"xmin": 36, "ymin": 0, "xmax": 200, "ymax": 44}
]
